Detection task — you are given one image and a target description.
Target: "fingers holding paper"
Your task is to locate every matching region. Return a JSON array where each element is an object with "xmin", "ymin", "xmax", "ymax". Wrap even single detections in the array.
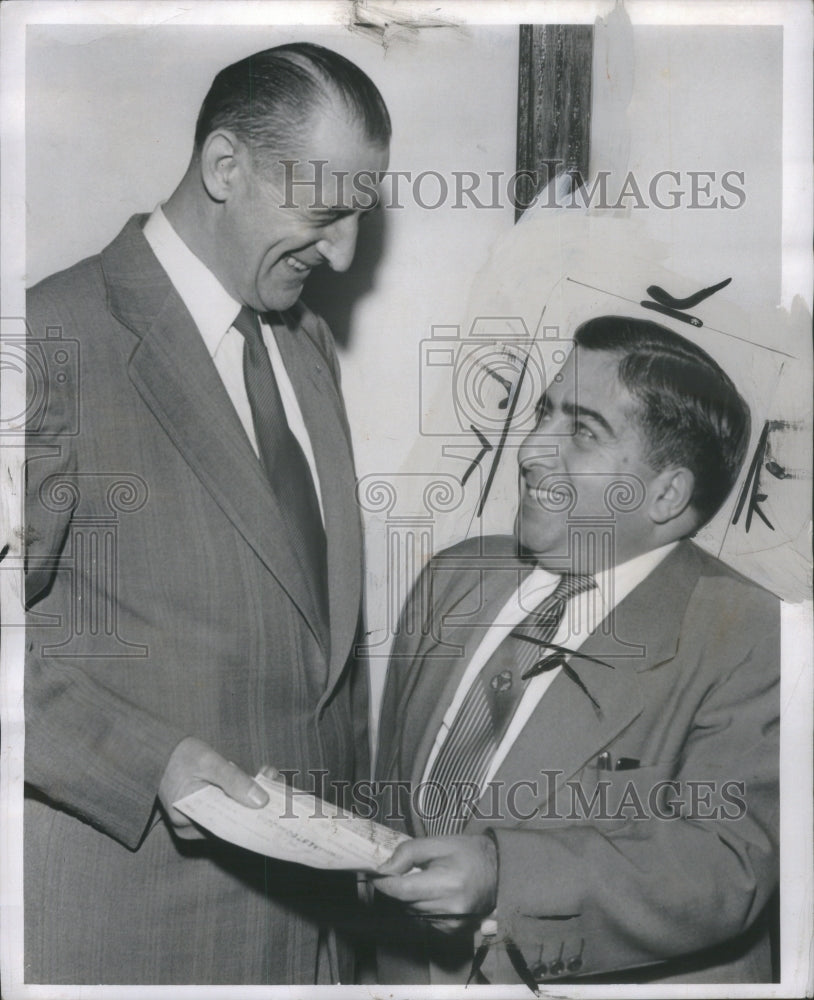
[
  {"xmin": 374, "ymin": 834, "xmax": 499, "ymax": 933},
  {"xmin": 158, "ymin": 735, "xmax": 269, "ymax": 839}
]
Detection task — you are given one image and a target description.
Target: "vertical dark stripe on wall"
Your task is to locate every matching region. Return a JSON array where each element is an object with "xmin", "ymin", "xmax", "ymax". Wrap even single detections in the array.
[{"xmin": 516, "ymin": 24, "xmax": 594, "ymax": 220}]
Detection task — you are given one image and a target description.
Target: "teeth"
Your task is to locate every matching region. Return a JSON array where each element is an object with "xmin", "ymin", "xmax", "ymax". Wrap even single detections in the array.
[
  {"xmin": 285, "ymin": 256, "xmax": 308, "ymax": 272},
  {"xmin": 527, "ymin": 484, "xmax": 559, "ymax": 502}
]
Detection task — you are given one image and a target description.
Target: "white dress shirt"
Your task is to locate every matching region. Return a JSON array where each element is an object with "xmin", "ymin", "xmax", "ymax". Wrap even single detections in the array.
[
  {"xmin": 143, "ymin": 205, "xmax": 324, "ymax": 523},
  {"xmin": 419, "ymin": 541, "xmax": 679, "ymax": 804}
]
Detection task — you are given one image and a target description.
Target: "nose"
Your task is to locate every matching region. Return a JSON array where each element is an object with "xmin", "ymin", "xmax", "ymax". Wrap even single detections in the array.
[
  {"xmin": 518, "ymin": 418, "xmax": 568, "ymax": 473},
  {"xmin": 518, "ymin": 435, "xmax": 559, "ymax": 476},
  {"xmin": 316, "ymin": 214, "xmax": 360, "ymax": 272}
]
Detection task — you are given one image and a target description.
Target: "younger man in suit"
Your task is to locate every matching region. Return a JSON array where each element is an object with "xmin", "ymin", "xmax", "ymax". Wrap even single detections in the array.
[{"xmin": 374, "ymin": 315, "xmax": 779, "ymax": 985}]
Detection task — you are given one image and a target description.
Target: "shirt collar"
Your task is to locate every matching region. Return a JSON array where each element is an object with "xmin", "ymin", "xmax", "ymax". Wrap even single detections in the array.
[
  {"xmin": 143, "ymin": 204, "xmax": 241, "ymax": 356},
  {"xmin": 528, "ymin": 541, "xmax": 679, "ymax": 604},
  {"xmin": 593, "ymin": 541, "xmax": 679, "ymax": 605}
]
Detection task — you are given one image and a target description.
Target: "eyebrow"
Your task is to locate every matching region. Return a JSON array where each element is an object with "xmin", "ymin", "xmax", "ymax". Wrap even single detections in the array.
[
  {"xmin": 307, "ymin": 206, "xmax": 357, "ymax": 218},
  {"xmin": 310, "ymin": 193, "xmax": 380, "ymax": 215},
  {"xmin": 536, "ymin": 392, "xmax": 616, "ymax": 438},
  {"xmin": 562, "ymin": 399, "xmax": 616, "ymax": 437}
]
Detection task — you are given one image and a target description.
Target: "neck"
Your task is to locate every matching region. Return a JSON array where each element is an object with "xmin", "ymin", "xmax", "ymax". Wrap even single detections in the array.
[
  {"xmin": 525, "ymin": 539, "xmax": 677, "ymax": 577},
  {"xmin": 163, "ymin": 171, "xmax": 220, "ymax": 280}
]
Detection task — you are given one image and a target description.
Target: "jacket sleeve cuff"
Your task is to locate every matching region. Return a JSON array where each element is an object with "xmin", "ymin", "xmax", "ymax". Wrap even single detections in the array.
[{"xmin": 489, "ymin": 825, "xmax": 585, "ymax": 923}]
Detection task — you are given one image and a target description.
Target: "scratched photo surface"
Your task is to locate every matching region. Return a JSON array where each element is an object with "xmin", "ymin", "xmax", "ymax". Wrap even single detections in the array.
[{"xmin": 2, "ymin": 2, "xmax": 812, "ymax": 998}]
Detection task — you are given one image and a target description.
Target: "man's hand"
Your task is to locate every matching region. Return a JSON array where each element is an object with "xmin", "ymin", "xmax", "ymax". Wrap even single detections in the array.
[
  {"xmin": 373, "ymin": 835, "xmax": 498, "ymax": 934},
  {"xmin": 158, "ymin": 736, "xmax": 269, "ymax": 840}
]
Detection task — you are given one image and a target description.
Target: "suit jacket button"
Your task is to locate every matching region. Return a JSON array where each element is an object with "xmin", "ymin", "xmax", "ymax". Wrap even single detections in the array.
[
  {"xmin": 567, "ymin": 956, "xmax": 583, "ymax": 972},
  {"xmin": 549, "ymin": 960, "xmax": 564, "ymax": 975},
  {"xmin": 531, "ymin": 962, "xmax": 547, "ymax": 978}
]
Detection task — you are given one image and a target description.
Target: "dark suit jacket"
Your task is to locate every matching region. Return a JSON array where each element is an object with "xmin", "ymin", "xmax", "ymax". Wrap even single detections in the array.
[
  {"xmin": 375, "ymin": 535, "xmax": 779, "ymax": 985},
  {"xmin": 24, "ymin": 216, "xmax": 368, "ymax": 984}
]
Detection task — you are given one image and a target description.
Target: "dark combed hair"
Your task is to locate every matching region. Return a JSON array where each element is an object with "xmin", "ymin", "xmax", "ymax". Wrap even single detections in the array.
[
  {"xmin": 573, "ymin": 315, "xmax": 751, "ymax": 526},
  {"xmin": 194, "ymin": 42, "xmax": 391, "ymax": 159}
]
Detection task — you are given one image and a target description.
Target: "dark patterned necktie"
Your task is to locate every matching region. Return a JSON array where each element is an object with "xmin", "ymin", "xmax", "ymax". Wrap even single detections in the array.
[
  {"xmin": 423, "ymin": 573, "xmax": 596, "ymax": 836},
  {"xmin": 234, "ymin": 307, "xmax": 328, "ymax": 630}
]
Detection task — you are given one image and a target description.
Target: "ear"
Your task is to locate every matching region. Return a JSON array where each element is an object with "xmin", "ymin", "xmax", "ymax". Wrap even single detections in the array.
[
  {"xmin": 649, "ymin": 467, "xmax": 695, "ymax": 525},
  {"xmin": 199, "ymin": 130, "xmax": 244, "ymax": 202}
]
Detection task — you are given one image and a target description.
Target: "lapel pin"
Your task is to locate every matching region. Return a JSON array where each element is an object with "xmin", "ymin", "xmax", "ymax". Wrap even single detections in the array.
[{"xmin": 490, "ymin": 670, "xmax": 513, "ymax": 692}]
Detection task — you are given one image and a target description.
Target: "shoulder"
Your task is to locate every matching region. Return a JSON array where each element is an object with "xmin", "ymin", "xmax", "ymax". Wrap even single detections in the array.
[
  {"xmin": 27, "ymin": 216, "xmax": 148, "ymax": 330},
  {"xmin": 27, "ymin": 254, "xmax": 106, "ymax": 326},
  {"xmin": 672, "ymin": 543, "xmax": 781, "ymax": 670},
  {"xmin": 430, "ymin": 533, "xmax": 520, "ymax": 565},
  {"xmin": 423, "ymin": 534, "xmax": 523, "ymax": 594},
  {"xmin": 687, "ymin": 542, "xmax": 780, "ymax": 623}
]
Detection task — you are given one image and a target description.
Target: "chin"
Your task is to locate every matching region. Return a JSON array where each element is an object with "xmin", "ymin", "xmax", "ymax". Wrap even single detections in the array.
[
  {"xmin": 263, "ymin": 292, "xmax": 301, "ymax": 312},
  {"xmin": 517, "ymin": 528, "xmax": 560, "ymax": 562},
  {"xmin": 517, "ymin": 509, "xmax": 560, "ymax": 556},
  {"xmin": 261, "ymin": 277, "xmax": 307, "ymax": 312}
]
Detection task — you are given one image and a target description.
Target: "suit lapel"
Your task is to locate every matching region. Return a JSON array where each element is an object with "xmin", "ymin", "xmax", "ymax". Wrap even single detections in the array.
[
  {"xmin": 477, "ymin": 541, "xmax": 705, "ymax": 818},
  {"xmin": 271, "ymin": 308, "xmax": 363, "ymax": 691},
  {"xmin": 479, "ymin": 542, "xmax": 704, "ymax": 816},
  {"xmin": 102, "ymin": 217, "xmax": 327, "ymax": 655},
  {"xmin": 476, "ymin": 651, "xmax": 643, "ymax": 824},
  {"xmin": 577, "ymin": 538, "xmax": 703, "ymax": 673},
  {"xmin": 395, "ymin": 540, "xmax": 704, "ymax": 833}
]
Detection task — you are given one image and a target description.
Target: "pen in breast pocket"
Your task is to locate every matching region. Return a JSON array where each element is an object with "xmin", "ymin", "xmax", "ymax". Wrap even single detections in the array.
[{"xmin": 596, "ymin": 752, "xmax": 640, "ymax": 770}]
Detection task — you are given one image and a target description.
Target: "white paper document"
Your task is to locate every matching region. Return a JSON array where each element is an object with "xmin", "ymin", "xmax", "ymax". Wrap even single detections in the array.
[{"xmin": 174, "ymin": 773, "xmax": 409, "ymax": 871}]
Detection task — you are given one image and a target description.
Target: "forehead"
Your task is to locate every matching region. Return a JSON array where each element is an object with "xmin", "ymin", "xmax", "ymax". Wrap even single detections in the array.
[
  {"xmin": 303, "ymin": 101, "xmax": 384, "ymax": 160},
  {"xmin": 280, "ymin": 104, "xmax": 388, "ymax": 208},
  {"xmin": 557, "ymin": 347, "xmax": 646, "ymax": 435},
  {"xmin": 556, "ymin": 347, "xmax": 625, "ymax": 400}
]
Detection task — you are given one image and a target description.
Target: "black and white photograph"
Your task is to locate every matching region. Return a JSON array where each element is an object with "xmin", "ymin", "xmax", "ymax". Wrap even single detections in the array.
[{"xmin": 1, "ymin": 1, "xmax": 811, "ymax": 997}]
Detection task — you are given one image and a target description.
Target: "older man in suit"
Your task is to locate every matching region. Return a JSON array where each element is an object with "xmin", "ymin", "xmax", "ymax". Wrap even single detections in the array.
[
  {"xmin": 25, "ymin": 44, "xmax": 389, "ymax": 984},
  {"xmin": 373, "ymin": 316, "xmax": 779, "ymax": 986}
]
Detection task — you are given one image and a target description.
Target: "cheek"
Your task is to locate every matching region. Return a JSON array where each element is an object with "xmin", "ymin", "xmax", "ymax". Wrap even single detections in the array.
[
  {"xmin": 258, "ymin": 243, "xmax": 289, "ymax": 277},
  {"xmin": 557, "ymin": 442, "xmax": 591, "ymax": 473}
]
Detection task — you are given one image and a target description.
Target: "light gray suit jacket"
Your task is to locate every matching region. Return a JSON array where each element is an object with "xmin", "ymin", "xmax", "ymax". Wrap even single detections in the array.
[
  {"xmin": 375, "ymin": 535, "xmax": 779, "ymax": 985},
  {"xmin": 24, "ymin": 216, "xmax": 368, "ymax": 984}
]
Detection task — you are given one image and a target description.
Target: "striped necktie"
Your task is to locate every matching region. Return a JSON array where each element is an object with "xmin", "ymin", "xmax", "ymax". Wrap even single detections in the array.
[
  {"xmin": 233, "ymin": 307, "xmax": 329, "ymax": 633},
  {"xmin": 423, "ymin": 572, "xmax": 596, "ymax": 836}
]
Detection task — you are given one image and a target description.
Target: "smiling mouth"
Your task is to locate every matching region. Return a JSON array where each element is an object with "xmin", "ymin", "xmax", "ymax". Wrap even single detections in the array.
[
  {"xmin": 284, "ymin": 255, "xmax": 311, "ymax": 274},
  {"xmin": 522, "ymin": 473, "xmax": 572, "ymax": 508},
  {"xmin": 525, "ymin": 483, "xmax": 560, "ymax": 504}
]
